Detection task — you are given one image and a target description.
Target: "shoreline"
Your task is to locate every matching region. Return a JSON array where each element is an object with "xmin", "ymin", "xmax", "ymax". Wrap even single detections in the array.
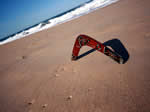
[{"xmin": 0, "ymin": 0, "xmax": 118, "ymax": 45}]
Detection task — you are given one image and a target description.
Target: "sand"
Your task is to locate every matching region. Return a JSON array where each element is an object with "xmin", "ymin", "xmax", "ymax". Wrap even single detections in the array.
[{"xmin": 0, "ymin": 0, "xmax": 150, "ymax": 111}]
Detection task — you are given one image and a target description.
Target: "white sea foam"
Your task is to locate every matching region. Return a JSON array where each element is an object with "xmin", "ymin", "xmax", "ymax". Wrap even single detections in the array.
[{"xmin": 0, "ymin": 0, "xmax": 118, "ymax": 45}]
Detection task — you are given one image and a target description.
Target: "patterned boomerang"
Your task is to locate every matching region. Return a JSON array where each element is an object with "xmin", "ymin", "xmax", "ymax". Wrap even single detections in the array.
[{"xmin": 72, "ymin": 34, "xmax": 123, "ymax": 64}]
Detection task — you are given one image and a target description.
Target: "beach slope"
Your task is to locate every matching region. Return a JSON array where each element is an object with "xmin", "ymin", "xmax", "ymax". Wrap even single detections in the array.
[{"xmin": 0, "ymin": 0, "xmax": 150, "ymax": 112}]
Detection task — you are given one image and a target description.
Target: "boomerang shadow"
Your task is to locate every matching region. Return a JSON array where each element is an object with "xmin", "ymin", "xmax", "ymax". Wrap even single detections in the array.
[{"xmin": 76, "ymin": 38, "xmax": 129, "ymax": 64}]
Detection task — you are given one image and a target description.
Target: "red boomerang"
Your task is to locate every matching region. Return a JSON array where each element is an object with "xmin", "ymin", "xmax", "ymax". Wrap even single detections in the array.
[{"xmin": 72, "ymin": 34, "xmax": 123, "ymax": 64}]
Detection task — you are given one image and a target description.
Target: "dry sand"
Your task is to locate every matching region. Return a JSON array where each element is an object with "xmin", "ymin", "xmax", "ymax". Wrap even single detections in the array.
[{"xmin": 0, "ymin": 0, "xmax": 150, "ymax": 112}]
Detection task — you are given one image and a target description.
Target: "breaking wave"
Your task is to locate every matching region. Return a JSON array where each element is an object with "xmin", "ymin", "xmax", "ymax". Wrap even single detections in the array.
[{"xmin": 0, "ymin": 0, "xmax": 118, "ymax": 45}]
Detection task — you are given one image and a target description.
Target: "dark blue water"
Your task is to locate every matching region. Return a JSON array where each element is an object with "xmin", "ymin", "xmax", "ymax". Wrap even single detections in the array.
[
  {"xmin": 0, "ymin": 0, "xmax": 91, "ymax": 41},
  {"xmin": 0, "ymin": 0, "xmax": 119, "ymax": 44}
]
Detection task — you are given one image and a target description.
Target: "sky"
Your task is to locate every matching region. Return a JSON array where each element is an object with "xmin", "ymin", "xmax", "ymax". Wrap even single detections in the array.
[{"xmin": 0, "ymin": 0, "xmax": 90, "ymax": 40}]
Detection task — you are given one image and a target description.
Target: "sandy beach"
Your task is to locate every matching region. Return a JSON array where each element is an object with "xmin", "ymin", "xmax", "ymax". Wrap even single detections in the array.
[{"xmin": 0, "ymin": 0, "xmax": 150, "ymax": 111}]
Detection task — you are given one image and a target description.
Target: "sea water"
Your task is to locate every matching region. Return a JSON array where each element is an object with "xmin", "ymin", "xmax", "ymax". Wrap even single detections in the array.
[{"xmin": 0, "ymin": 0, "xmax": 118, "ymax": 45}]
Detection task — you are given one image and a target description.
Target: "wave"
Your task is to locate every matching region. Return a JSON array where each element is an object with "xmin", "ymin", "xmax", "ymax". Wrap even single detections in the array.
[{"xmin": 0, "ymin": 0, "xmax": 118, "ymax": 45}]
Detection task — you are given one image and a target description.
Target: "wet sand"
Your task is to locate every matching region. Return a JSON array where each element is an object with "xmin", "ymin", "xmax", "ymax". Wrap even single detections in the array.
[{"xmin": 0, "ymin": 0, "xmax": 150, "ymax": 111}]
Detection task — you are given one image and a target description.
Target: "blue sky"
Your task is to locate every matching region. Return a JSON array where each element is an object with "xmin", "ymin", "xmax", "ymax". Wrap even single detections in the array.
[{"xmin": 0, "ymin": 0, "xmax": 90, "ymax": 39}]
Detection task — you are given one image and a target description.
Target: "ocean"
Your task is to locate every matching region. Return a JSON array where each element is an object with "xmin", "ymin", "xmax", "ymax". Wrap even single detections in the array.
[{"xmin": 0, "ymin": 0, "xmax": 118, "ymax": 45}]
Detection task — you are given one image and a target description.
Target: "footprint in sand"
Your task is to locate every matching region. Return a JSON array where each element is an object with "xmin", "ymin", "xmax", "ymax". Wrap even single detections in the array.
[
  {"xmin": 27, "ymin": 99, "xmax": 35, "ymax": 105},
  {"xmin": 55, "ymin": 73, "xmax": 60, "ymax": 77},
  {"xmin": 22, "ymin": 55, "xmax": 27, "ymax": 59},
  {"xmin": 66, "ymin": 95, "xmax": 73, "ymax": 101},
  {"xmin": 42, "ymin": 104, "xmax": 48, "ymax": 108},
  {"xmin": 53, "ymin": 62, "xmax": 79, "ymax": 77},
  {"xmin": 16, "ymin": 55, "xmax": 28, "ymax": 60}
]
